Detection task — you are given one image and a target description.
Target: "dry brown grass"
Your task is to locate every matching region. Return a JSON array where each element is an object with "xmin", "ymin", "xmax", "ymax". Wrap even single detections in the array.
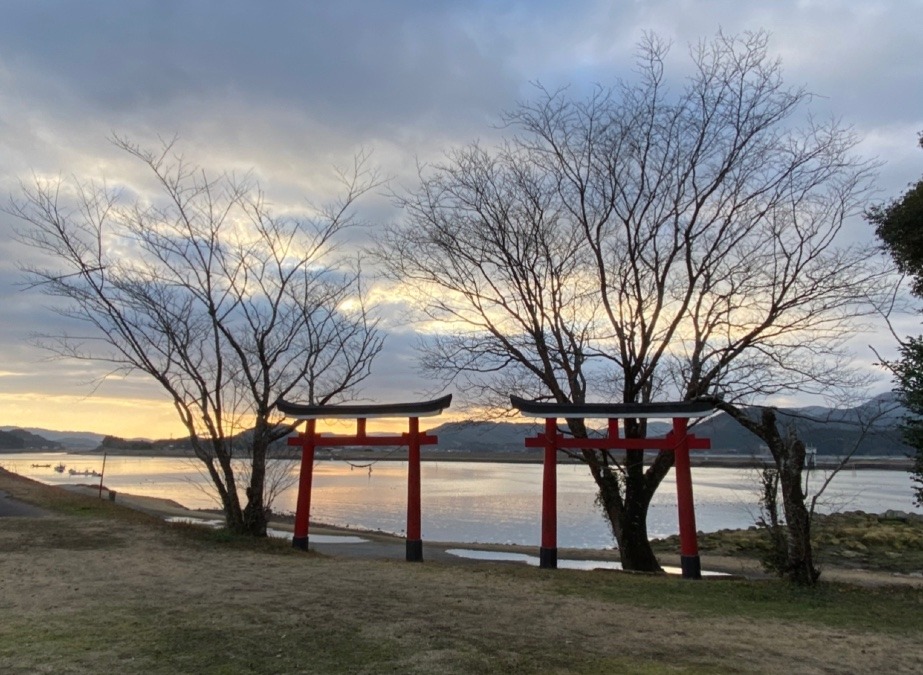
[{"xmin": 2, "ymin": 469, "xmax": 923, "ymax": 674}]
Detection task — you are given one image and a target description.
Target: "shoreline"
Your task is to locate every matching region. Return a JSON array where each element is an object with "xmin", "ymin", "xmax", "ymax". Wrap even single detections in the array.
[
  {"xmin": 58, "ymin": 482, "xmax": 923, "ymax": 586},
  {"xmin": 4, "ymin": 471, "xmax": 922, "ymax": 672},
  {"xmin": 4, "ymin": 447, "xmax": 915, "ymax": 471}
]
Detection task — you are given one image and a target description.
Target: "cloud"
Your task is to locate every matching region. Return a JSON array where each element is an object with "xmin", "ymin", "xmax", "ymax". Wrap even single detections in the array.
[{"xmin": 1, "ymin": 0, "xmax": 922, "ymax": 433}]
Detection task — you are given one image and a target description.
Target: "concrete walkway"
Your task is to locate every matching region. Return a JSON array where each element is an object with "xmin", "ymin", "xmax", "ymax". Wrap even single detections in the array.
[
  {"xmin": 61, "ymin": 484, "xmax": 467, "ymax": 564},
  {"xmin": 5, "ymin": 484, "xmax": 919, "ymax": 586},
  {"xmin": 0, "ymin": 484, "xmax": 736, "ymax": 575},
  {"xmin": 0, "ymin": 489, "xmax": 51, "ymax": 518}
]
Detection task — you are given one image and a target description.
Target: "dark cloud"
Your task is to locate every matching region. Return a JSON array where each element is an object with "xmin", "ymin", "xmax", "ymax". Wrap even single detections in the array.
[
  {"xmin": 1, "ymin": 0, "xmax": 922, "ymax": 431},
  {"xmin": 0, "ymin": 2, "xmax": 521, "ymax": 135}
]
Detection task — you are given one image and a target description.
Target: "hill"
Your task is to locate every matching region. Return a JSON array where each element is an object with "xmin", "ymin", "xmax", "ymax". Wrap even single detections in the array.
[
  {"xmin": 0, "ymin": 428, "xmax": 63, "ymax": 451},
  {"xmin": 0, "ymin": 430, "xmax": 25, "ymax": 450},
  {"xmin": 1, "ymin": 393, "xmax": 913, "ymax": 457},
  {"xmin": 428, "ymin": 420, "xmax": 542, "ymax": 453},
  {"xmin": 0, "ymin": 426, "xmax": 102, "ymax": 450},
  {"xmin": 429, "ymin": 393, "xmax": 911, "ymax": 457},
  {"xmin": 694, "ymin": 393, "xmax": 910, "ymax": 456}
]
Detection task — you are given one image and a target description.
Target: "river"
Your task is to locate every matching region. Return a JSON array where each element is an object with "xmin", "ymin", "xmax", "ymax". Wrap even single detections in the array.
[{"xmin": 2, "ymin": 453, "xmax": 919, "ymax": 549}]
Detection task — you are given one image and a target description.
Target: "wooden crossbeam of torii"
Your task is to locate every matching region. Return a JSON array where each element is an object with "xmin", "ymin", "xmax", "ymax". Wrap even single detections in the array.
[
  {"xmin": 510, "ymin": 395, "xmax": 714, "ymax": 579},
  {"xmin": 277, "ymin": 394, "xmax": 452, "ymax": 562}
]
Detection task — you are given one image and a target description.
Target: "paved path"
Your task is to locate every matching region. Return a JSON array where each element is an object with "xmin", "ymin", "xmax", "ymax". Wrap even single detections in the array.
[
  {"xmin": 2, "ymin": 484, "xmax": 758, "ymax": 577},
  {"xmin": 304, "ymin": 536, "xmax": 464, "ymax": 563},
  {"xmin": 59, "ymin": 484, "xmax": 467, "ymax": 564},
  {"xmin": 4, "ymin": 484, "xmax": 918, "ymax": 585},
  {"xmin": 0, "ymin": 489, "xmax": 51, "ymax": 518}
]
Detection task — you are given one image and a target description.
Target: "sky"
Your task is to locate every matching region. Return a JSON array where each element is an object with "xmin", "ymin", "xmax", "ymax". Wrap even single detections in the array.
[{"xmin": 1, "ymin": 0, "xmax": 922, "ymax": 439}]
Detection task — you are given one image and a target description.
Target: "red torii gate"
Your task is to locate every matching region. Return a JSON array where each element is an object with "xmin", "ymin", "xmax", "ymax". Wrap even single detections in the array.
[
  {"xmin": 510, "ymin": 396, "xmax": 714, "ymax": 579},
  {"xmin": 276, "ymin": 395, "xmax": 452, "ymax": 562}
]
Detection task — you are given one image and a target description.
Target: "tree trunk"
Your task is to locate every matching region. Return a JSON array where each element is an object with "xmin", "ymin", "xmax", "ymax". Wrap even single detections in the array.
[
  {"xmin": 775, "ymin": 434, "xmax": 819, "ymax": 585},
  {"xmin": 616, "ymin": 493, "xmax": 661, "ymax": 571},
  {"xmin": 756, "ymin": 466, "xmax": 788, "ymax": 573},
  {"xmin": 241, "ymin": 435, "xmax": 269, "ymax": 537},
  {"xmin": 219, "ymin": 471, "xmax": 247, "ymax": 532},
  {"xmin": 241, "ymin": 494, "xmax": 268, "ymax": 536},
  {"xmin": 584, "ymin": 447, "xmax": 668, "ymax": 573},
  {"xmin": 192, "ymin": 439, "xmax": 246, "ymax": 533},
  {"xmin": 719, "ymin": 403, "xmax": 820, "ymax": 585}
]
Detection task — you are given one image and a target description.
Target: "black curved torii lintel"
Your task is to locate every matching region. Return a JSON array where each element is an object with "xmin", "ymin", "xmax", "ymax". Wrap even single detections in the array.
[
  {"xmin": 510, "ymin": 394, "xmax": 712, "ymax": 578},
  {"xmin": 509, "ymin": 395, "xmax": 714, "ymax": 419},
  {"xmin": 276, "ymin": 394, "xmax": 453, "ymax": 420},
  {"xmin": 282, "ymin": 394, "xmax": 452, "ymax": 562}
]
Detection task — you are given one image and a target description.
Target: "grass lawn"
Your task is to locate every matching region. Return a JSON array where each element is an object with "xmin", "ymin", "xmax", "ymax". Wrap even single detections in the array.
[{"xmin": 1, "ymin": 469, "xmax": 922, "ymax": 674}]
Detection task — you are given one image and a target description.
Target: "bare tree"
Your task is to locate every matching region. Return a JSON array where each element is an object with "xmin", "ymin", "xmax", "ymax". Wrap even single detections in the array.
[
  {"xmin": 719, "ymin": 395, "xmax": 902, "ymax": 585},
  {"xmin": 9, "ymin": 138, "xmax": 384, "ymax": 536},
  {"xmin": 379, "ymin": 31, "xmax": 885, "ymax": 571}
]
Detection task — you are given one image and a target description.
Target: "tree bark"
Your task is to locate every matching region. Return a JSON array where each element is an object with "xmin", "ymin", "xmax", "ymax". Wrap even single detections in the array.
[
  {"xmin": 582, "ymin": 445, "xmax": 669, "ymax": 572},
  {"xmin": 775, "ymin": 433, "xmax": 819, "ymax": 585},
  {"xmin": 615, "ymin": 492, "xmax": 661, "ymax": 571},
  {"xmin": 241, "ymin": 432, "xmax": 269, "ymax": 537},
  {"xmin": 719, "ymin": 403, "xmax": 820, "ymax": 585}
]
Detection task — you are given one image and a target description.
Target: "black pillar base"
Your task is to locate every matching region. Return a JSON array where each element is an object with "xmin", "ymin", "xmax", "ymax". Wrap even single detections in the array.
[
  {"xmin": 681, "ymin": 555, "xmax": 702, "ymax": 580},
  {"xmin": 406, "ymin": 539, "xmax": 423, "ymax": 562},
  {"xmin": 539, "ymin": 547, "xmax": 558, "ymax": 569},
  {"xmin": 292, "ymin": 535, "xmax": 308, "ymax": 551}
]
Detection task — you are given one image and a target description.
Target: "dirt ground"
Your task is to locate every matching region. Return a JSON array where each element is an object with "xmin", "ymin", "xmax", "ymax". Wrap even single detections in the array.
[
  {"xmin": 2, "ymin": 474, "xmax": 923, "ymax": 673},
  {"xmin": 97, "ymin": 483, "xmax": 923, "ymax": 589}
]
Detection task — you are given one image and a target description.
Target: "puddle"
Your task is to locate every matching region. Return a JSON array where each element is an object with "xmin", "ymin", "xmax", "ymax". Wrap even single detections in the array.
[
  {"xmin": 164, "ymin": 516, "xmax": 367, "ymax": 544},
  {"xmin": 445, "ymin": 548, "xmax": 621, "ymax": 570},
  {"xmin": 445, "ymin": 549, "xmax": 727, "ymax": 576},
  {"xmin": 293, "ymin": 533, "xmax": 368, "ymax": 544}
]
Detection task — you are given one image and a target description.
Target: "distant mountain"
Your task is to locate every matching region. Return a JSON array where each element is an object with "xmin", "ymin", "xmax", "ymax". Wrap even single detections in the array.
[
  {"xmin": 1, "ymin": 393, "xmax": 912, "ymax": 457},
  {"xmin": 429, "ymin": 393, "xmax": 912, "ymax": 457},
  {"xmin": 0, "ymin": 430, "xmax": 26, "ymax": 450},
  {"xmin": 98, "ymin": 435, "xmax": 156, "ymax": 451},
  {"xmin": 0, "ymin": 428, "xmax": 63, "ymax": 451},
  {"xmin": 692, "ymin": 393, "xmax": 910, "ymax": 457},
  {"xmin": 428, "ymin": 420, "xmax": 541, "ymax": 452},
  {"xmin": 0, "ymin": 426, "xmax": 104, "ymax": 450},
  {"xmin": 428, "ymin": 419, "xmax": 673, "ymax": 453}
]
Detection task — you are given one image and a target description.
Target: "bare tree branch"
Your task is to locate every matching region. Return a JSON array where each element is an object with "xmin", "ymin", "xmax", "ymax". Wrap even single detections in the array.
[
  {"xmin": 8, "ymin": 138, "xmax": 384, "ymax": 535},
  {"xmin": 377, "ymin": 30, "xmax": 884, "ymax": 572}
]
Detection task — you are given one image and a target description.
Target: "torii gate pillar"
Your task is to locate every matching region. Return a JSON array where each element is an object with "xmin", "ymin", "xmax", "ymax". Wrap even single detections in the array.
[
  {"xmin": 279, "ymin": 395, "xmax": 451, "ymax": 562},
  {"xmin": 672, "ymin": 417, "xmax": 701, "ymax": 579},
  {"xmin": 512, "ymin": 396, "xmax": 713, "ymax": 579},
  {"xmin": 292, "ymin": 419, "xmax": 316, "ymax": 551},
  {"xmin": 539, "ymin": 418, "xmax": 558, "ymax": 569}
]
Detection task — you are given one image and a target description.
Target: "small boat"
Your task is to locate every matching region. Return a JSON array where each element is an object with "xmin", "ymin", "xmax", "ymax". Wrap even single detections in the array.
[
  {"xmin": 54, "ymin": 463, "xmax": 66, "ymax": 473},
  {"xmin": 68, "ymin": 468, "xmax": 101, "ymax": 477}
]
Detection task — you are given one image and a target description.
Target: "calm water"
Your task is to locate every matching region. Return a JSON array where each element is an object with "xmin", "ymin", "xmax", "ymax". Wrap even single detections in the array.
[{"xmin": 2, "ymin": 453, "xmax": 919, "ymax": 549}]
